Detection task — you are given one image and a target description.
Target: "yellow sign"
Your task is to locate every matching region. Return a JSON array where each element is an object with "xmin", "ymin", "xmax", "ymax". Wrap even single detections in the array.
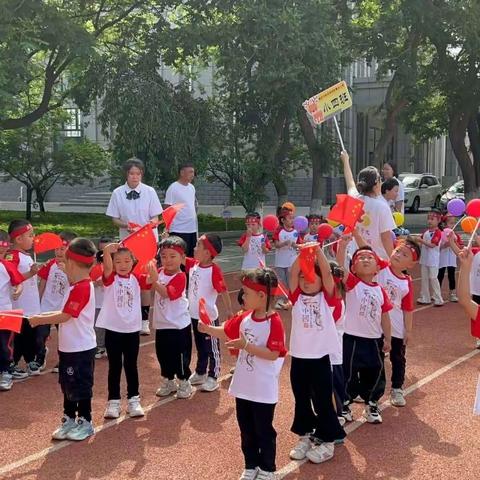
[{"xmin": 303, "ymin": 81, "xmax": 352, "ymax": 125}]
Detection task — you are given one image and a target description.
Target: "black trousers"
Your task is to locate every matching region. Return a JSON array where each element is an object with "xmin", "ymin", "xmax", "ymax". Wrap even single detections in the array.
[
  {"xmin": 35, "ymin": 324, "xmax": 51, "ymax": 364},
  {"xmin": 236, "ymin": 398, "xmax": 277, "ymax": 472},
  {"xmin": 438, "ymin": 266, "xmax": 456, "ymax": 290},
  {"xmin": 64, "ymin": 396, "xmax": 92, "ymax": 422},
  {"xmin": 0, "ymin": 330, "xmax": 14, "ymax": 371},
  {"xmin": 170, "ymin": 232, "xmax": 197, "ymax": 258},
  {"xmin": 290, "ymin": 355, "xmax": 346, "ymax": 442},
  {"xmin": 105, "ymin": 329, "xmax": 140, "ymax": 400},
  {"xmin": 390, "ymin": 336, "xmax": 406, "ymax": 389},
  {"xmin": 13, "ymin": 318, "xmax": 36, "ymax": 364},
  {"xmin": 155, "ymin": 326, "xmax": 192, "ymax": 380},
  {"xmin": 59, "ymin": 348, "xmax": 95, "ymax": 405},
  {"xmin": 192, "ymin": 318, "xmax": 221, "ymax": 379},
  {"xmin": 332, "ymin": 364, "xmax": 347, "ymax": 416},
  {"xmin": 343, "ymin": 334, "xmax": 386, "ymax": 404}
]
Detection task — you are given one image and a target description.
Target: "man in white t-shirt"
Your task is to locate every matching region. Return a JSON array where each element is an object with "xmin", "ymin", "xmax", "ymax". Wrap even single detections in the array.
[
  {"xmin": 106, "ymin": 158, "xmax": 163, "ymax": 241},
  {"xmin": 164, "ymin": 164, "xmax": 198, "ymax": 257}
]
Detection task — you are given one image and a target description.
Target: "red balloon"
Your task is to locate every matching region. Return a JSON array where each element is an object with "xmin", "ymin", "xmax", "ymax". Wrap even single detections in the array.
[
  {"xmin": 317, "ymin": 223, "xmax": 334, "ymax": 240},
  {"xmin": 466, "ymin": 198, "xmax": 480, "ymax": 218},
  {"xmin": 263, "ymin": 214, "xmax": 279, "ymax": 231}
]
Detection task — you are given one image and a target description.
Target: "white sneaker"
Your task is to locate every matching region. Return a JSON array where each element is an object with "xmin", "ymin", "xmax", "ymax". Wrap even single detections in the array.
[
  {"xmin": 66, "ymin": 417, "xmax": 95, "ymax": 441},
  {"xmin": 52, "ymin": 415, "xmax": 77, "ymax": 440},
  {"xmin": 127, "ymin": 395, "xmax": 145, "ymax": 417},
  {"xmin": 104, "ymin": 399, "xmax": 121, "ymax": 419},
  {"xmin": 449, "ymin": 291, "xmax": 458, "ymax": 302},
  {"xmin": 0, "ymin": 372, "xmax": 13, "ymax": 391},
  {"xmin": 156, "ymin": 379, "xmax": 177, "ymax": 397},
  {"xmin": 417, "ymin": 297, "xmax": 431, "ymax": 305},
  {"xmin": 433, "ymin": 299, "xmax": 444, "ymax": 307},
  {"xmin": 176, "ymin": 379, "xmax": 193, "ymax": 399},
  {"xmin": 476, "ymin": 338, "xmax": 480, "ymax": 349},
  {"xmin": 189, "ymin": 372, "xmax": 207, "ymax": 385},
  {"xmin": 239, "ymin": 468, "xmax": 258, "ymax": 480},
  {"xmin": 338, "ymin": 416, "xmax": 346, "ymax": 427},
  {"xmin": 274, "ymin": 300, "xmax": 284, "ymax": 310},
  {"xmin": 352, "ymin": 395, "xmax": 363, "ymax": 403},
  {"xmin": 364, "ymin": 401, "xmax": 382, "ymax": 423},
  {"xmin": 255, "ymin": 469, "xmax": 276, "ymax": 480},
  {"xmin": 199, "ymin": 376, "xmax": 219, "ymax": 392},
  {"xmin": 390, "ymin": 388, "xmax": 406, "ymax": 407},
  {"xmin": 305, "ymin": 441, "xmax": 334, "ymax": 464},
  {"xmin": 341, "ymin": 403, "xmax": 353, "ymax": 422},
  {"xmin": 140, "ymin": 320, "xmax": 150, "ymax": 336},
  {"xmin": 39, "ymin": 347, "xmax": 49, "ymax": 371},
  {"xmin": 289, "ymin": 435, "xmax": 312, "ymax": 460},
  {"xmin": 95, "ymin": 348, "xmax": 107, "ymax": 359}
]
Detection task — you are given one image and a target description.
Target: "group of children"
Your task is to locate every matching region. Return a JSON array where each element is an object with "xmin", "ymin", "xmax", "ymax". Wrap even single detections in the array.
[{"xmin": 0, "ymin": 200, "xmax": 478, "ymax": 480}]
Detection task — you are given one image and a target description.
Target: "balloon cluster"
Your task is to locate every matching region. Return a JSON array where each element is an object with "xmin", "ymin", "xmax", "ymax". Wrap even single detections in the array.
[{"xmin": 446, "ymin": 198, "xmax": 480, "ymax": 235}]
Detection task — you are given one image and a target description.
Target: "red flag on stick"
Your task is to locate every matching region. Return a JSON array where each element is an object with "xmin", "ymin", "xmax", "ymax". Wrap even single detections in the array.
[
  {"xmin": 299, "ymin": 245, "xmax": 317, "ymax": 283},
  {"xmin": 33, "ymin": 233, "xmax": 63, "ymax": 254},
  {"xmin": 199, "ymin": 298, "xmax": 212, "ymax": 325},
  {"xmin": 0, "ymin": 310, "xmax": 23, "ymax": 333},
  {"xmin": 160, "ymin": 203, "xmax": 185, "ymax": 230},
  {"xmin": 327, "ymin": 194, "xmax": 365, "ymax": 233},
  {"xmin": 121, "ymin": 223, "xmax": 157, "ymax": 275}
]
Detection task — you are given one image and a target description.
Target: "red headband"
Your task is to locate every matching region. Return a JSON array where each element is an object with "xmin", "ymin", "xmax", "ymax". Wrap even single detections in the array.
[
  {"xmin": 395, "ymin": 241, "xmax": 419, "ymax": 262},
  {"xmin": 9, "ymin": 224, "xmax": 32, "ymax": 240},
  {"xmin": 246, "ymin": 218, "xmax": 260, "ymax": 224},
  {"xmin": 159, "ymin": 245, "xmax": 185, "ymax": 255},
  {"xmin": 0, "ymin": 241, "xmax": 9, "ymax": 247},
  {"xmin": 66, "ymin": 249, "xmax": 95, "ymax": 265},
  {"xmin": 428, "ymin": 212, "xmax": 442, "ymax": 219},
  {"xmin": 242, "ymin": 278, "xmax": 281, "ymax": 295},
  {"xmin": 352, "ymin": 249, "xmax": 387, "ymax": 269},
  {"xmin": 199, "ymin": 235, "xmax": 218, "ymax": 258}
]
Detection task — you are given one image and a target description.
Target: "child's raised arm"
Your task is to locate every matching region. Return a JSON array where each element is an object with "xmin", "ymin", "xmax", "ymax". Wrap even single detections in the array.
[
  {"xmin": 289, "ymin": 255, "xmax": 301, "ymax": 293},
  {"xmin": 336, "ymin": 235, "xmax": 351, "ymax": 282},
  {"xmin": 316, "ymin": 245, "xmax": 334, "ymax": 297},
  {"xmin": 458, "ymin": 247, "xmax": 479, "ymax": 320},
  {"xmin": 340, "ymin": 151, "xmax": 357, "ymax": 195},
  {"xmin": 102, "ymin": 243, "xmax": 121, "ymax": 278}
]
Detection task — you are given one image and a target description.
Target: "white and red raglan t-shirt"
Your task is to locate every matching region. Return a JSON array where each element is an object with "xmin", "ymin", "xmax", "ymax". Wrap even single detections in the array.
[
  {"xmin": 152, "ymin": 269, "xmax": 190, "ymax": 330},
  {"xmin": 38, "ymin": 258, "xmax": 69, "ymax": 313},
  {"xmin": 237, "ymin": 233, "xmax": 271, "ymax": 269},
  {"xmin": 224, "ymin": 311, "xmax": 287, "ymax": 404},
  {"xmin": 439, "ymin": 232, "xmax": 462, "ymax": 269},
  {"xmin": 377, "ymin": 265, "xmax": 414, "ymax": 339},
  {"xmin": 343, "ymin": 272, "xmax": 393, "ymax": 339},
  {"xmin": 288, "ymin": 288, "xmax": 341, "ymax": 359},
  {"xmin": 60, "ymin": 279, "xmax": 96, "ymax": 353},
  {"xmin": 273, "ymin": 228, "xmax": 301, "ymax": 268},
  {"xmin": 419, "ymin": 228, "xmax": 442, "ymax": 268},
  {"xmin": 185, "ymin": 258, "xmax": 227, "ymax": 321},
  {"xmin": 96, "ymin": 272, "xmax": 150, "ymax": 333},
  {"xmin": 0, "ymin": 259, "xmax": 24, "ymax": 310},
  {"xmin": 470, "ymin": 247, "xmax": 480, "ymax": 296}
]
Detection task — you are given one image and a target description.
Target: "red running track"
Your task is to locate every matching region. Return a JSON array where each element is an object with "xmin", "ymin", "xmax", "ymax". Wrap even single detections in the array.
[{"xmin": 0, "ymin": 267, "xmax": 479, "ymax": 480}]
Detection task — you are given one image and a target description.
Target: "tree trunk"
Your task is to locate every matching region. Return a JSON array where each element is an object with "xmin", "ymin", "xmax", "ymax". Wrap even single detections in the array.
[
  {"xmin": 35, "ymin": 189, "xmax": 46, "ymax": 212},
  {"xmin": 25, "ymin": 185, "xmax": 33, "ymax": 220}
]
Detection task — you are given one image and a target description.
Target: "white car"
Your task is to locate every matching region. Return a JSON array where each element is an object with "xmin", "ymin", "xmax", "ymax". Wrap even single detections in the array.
[{"xmin": 399, "ymin": 173, "xmax": 443, "ymax": 213}]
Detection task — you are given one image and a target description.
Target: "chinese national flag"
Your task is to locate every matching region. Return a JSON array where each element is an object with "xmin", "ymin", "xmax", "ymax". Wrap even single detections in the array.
[
  {"xmin": 199, "ymin": 298, "xmax": 212, "ymax": 325},
  {"xmin": 33, "ymin": 233, "xmax": 63, "ymax": 254},
  {"xmin": 0, "ymin": 310, "xmax": 23, "ymax": 333},
  {"xmin": 161, "ymin": 203, "xmax": 185, "ymax": 230},
  {"xmin": 299, "ymin": 245, "xmax": 317, "ymax": 283},
  {"xmin": 327, "ymin": 194, "xmax": 365, "ymax": 233},
  {"xmin": 121, "ymin": 224, "xmax": 157, "ymax": 275}
]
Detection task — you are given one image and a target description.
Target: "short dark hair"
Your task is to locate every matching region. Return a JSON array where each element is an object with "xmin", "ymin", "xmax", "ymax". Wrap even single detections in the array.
[
  {"xmin": 112, "ymin": 247, "xmax": 137, "ymax": 269},
  {"xmin": 237, "ymin": 288, "xmax": 245, "ymax": 307},
  {"xmin": 357, "ymin": 166, "xmax": 381, "ymax": 194},
  {"xmin": 8, "ymin": 219, "xmax": 31, "ymax": 236},
  {"xmin": 381, "ymin": 177, "xmax": 399, "ymax": 195},
  {"xmin": 178, "ymin": 163, "xmax": 194, "ymax": 174},
  {"xmin": 59, "ymin": 231, "xmax": 77, "ymax": 243},
  {"xmin": 68, "ymin": 238, "xmax": 97, "ymax": 269},
  {"xmin": 245, "ymin": 212, "xmax": 261, "ymax": 221},
  {"xmin": 307, "ymin": 214, "xmax": 323, "ymax": 222},
  {"xmin": 0, "ymin": 230, "xmax": 9, "ymax": 243},
  {"xmin": 123, "ymin": 157, "xmax": 145, "ymax": 175},
  {"xmin": 202, "ymin": 233, "xmax": 223, "ymax": 256},
  {"xmin": 158, "ymin": 235, "xmax": 187, "ymax": 254}
]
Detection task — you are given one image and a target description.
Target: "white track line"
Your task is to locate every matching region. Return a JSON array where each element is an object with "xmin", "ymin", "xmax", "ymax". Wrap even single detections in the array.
[{"xmin": 276, "ymin": 348, "xmax": 480, "ymax": 478}]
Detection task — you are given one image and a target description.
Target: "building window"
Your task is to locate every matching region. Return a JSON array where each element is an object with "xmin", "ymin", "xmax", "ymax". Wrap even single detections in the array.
[{"xmin": 62, "ymin": 108, "xmax": 82, "ymax": 137}]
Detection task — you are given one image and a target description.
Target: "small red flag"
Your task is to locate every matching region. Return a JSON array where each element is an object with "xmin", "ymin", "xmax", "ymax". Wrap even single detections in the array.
[
  {"xmin": 127, "ymin": 222, "xmax": 142, "ymax": 231},
  {"xmin": 33, "ymin": 233, "xmax": 63, "ymax": 254},
  {"xmin": 199, "ymin": 298, "xmax": 212, "ymax": 325},
  {"xmin": 327, "ymin": 194, "xmax": 365, "ymax": 233},
  {"xmin": 0, "ymin": 310, "xmax": 23, "ymax": 333},
  {"xmin": 122, "ymin": 223, "xmax": 157, "ymax": 275},
  {"xmin": 299, "ymin": 245, "xmax": 317, "ymax": 283},
  {"xmin": 161, "ymin": 203, "xmax": 185, "ymax": 230}
]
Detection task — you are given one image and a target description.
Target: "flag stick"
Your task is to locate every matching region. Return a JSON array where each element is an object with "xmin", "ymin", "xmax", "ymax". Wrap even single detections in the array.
[
  {"xmin": 467, "ymin": 218, "xmax": 480, "ymax": 248},
  {"xmin": 452, "ymin": 215, "xmax": 464, "ymax": 231},
  {"xmin": 333, "ymin": 116, "xmax": 346, "ymax": 152}
]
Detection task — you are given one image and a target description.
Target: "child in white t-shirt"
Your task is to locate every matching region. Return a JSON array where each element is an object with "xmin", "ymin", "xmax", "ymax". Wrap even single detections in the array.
[
  {"xmin": 337, "ymin": 238, "xmax": 392, "ymax": 424},
  {"xmin": 287, "ymin": 245, "xmax": 345, "ymax": 465},
  {"xmin": 417, "ymin": 210, "xmax": 443, "ymax": 306},
  {"xmin": 147, "ymin": 236, "xmax": 193, "ymax": 399},
  {"xmin": 238, "ymin": 212, "xmax": 271, "ymax": 269},
  {"xmin": 302, "ymin": 214, "xmax": 323, "ymax": 243},
  {"xmin": 29, "ymin": 238, "xmax": 97, "ymax": 442},
  {"xmin": 97, "ymin": 242, "xmax": 150, "ymax": 419},
  {"xmin": 438, "ymin": 215, "xmax": 462, "ymax": 302},
  {"xmin": 198, "ymin": 268, "xmax": 287, "ymax": 480}
]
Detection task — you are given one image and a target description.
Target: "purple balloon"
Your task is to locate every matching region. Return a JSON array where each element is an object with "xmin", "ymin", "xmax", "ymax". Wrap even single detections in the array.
[
  {"xmin": 447, "ymin": 198, "xmax": 465, "ymax": 217},
  {"xmin": 293, "ymin": 215, "xmax": 309, "ymax": 232}
]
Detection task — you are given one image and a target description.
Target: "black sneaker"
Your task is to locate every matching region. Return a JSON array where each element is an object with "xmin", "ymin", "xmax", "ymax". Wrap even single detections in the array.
[
  {"xmin": 27, "ymin": 361, "xmax": 41, "ymax": 376},
  {"xmin": 341, "ymin": 403, "xmax": 353, "ymax": 422},
  {"xmin": 10, "ymin": 364, "xmax": 28, "ymax": 380},
  {"xmin": 364, "ymin": 401, "xmax": 382, "ymax": 423}
]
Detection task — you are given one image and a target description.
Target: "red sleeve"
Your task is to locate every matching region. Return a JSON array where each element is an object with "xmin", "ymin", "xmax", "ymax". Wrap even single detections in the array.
[
  {"xmin": 332, "ymin": 300, "xmax": 344, "ymax": 323},
  {"xmin": 345, "ymin": 272, "xmax": 360, "ymax": 292},
  {"xmin": 263, "ymin": 235, "xmax": 271, "ymax": 250},
  {"xmin": 272, "ymin": 228, "xmax": 281, "ymax": 242},
  {"xmin": 37, "ymin": 258, "xmax": 55, "ymax": 280},
  {"xmin": 322, "ymin": 287, "xmax": 340, "ymax": 308},
  {"xmin": 5, "ymin": 250, "xmax": 20, "ymax": 267},
  {"xmin": 380, "ymin": 286, "xmax": 393, "ymax": 313},
  {"xmin": 288, "ymin": 288, "xmax": 301, "ymax": 305},
  {"xmin": 89, "ymin": 263, "xmax": 103, "ymax": 281},
  {"xmin": 134, "ymin": 273, "xmax": 151, "ymax": 290},
  {"xmin": 1, "ymin": 260, "xmax": 25, "ymax": 286},
  {"xmin": 473, "ymin": 247, "xmax": 480, "ymax": 255},
  {"xmin": 223, "ymin": 312, "xmax": 246, "ymax": 339},
  {"xmin": 102, "ymin": 271, "xmax": 115, "ymax": 287},
  {"xmin": 401, "ymin": 276, "xmax": 414, "ymax": 312},
  {"xmin": 266, "ymin": 313, "xmax": 287, "ymax": 357},
  {"xmin": 63, "ymin": 281, "xmax": 91, "ymax": 317},
  {"xmin": 166, "ymin": 272, "xmax": 186, "ymax": 300},
  {"xmin": 211, "ymin": 264, "xmax": 227, "ymax": 293},
  {"xmin": 237, "ymin": 234, "xmax": 247, "ymax": 247},
  {"xmin": 184, "ymin": 257, "xmax": 197, "ymax": 275},
  {"xmin": 431, "ymin": 229, "xmax": 442, "ymax": 246}
]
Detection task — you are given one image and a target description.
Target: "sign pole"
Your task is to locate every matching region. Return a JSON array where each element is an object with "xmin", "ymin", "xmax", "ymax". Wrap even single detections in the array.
[{"xmin": 333, "ymin": 116, "xmax": 346, "ymax": 152}]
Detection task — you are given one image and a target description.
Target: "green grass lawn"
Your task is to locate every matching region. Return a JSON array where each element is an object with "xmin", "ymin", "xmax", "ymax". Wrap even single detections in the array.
[{"xmin": 0, "ymin": 211, "xmax": 245, "ymax": 238}]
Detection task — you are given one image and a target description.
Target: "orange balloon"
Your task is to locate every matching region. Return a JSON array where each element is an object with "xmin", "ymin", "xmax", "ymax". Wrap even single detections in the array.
[{"xmin": 461, "ymin": 216, "xmax": 477, "ymax": 233}]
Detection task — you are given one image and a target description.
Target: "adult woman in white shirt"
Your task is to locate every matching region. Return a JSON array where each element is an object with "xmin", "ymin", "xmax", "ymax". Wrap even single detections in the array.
[
  {"xmin": 340, "ymin": 151, "xmax": 396, "ymax": 260},
  {"xmin": 382, "ymin": 162, "xmax": 405, "ymax": 213}
]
